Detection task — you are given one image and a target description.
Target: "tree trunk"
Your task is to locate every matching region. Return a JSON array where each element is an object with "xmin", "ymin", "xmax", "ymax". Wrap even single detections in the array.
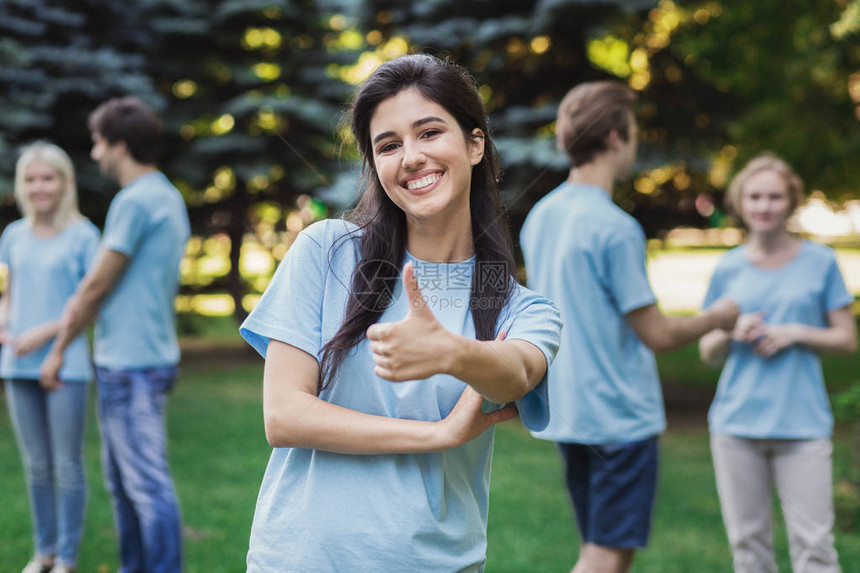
[{"xmin": 228, "ymin": 180, "xmax": 249, "ymax": 324}]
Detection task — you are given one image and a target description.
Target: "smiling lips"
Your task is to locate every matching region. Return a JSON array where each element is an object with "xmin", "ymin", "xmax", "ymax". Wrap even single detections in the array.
[{"xmin": 403, "ymin": 172, "xmax": 443, "ymax": 192}]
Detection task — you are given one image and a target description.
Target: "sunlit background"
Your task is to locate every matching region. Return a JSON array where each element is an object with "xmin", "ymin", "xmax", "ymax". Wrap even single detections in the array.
[{"xmin": 1, "ymin": 0, "xmax": 858, "ymax": 318}]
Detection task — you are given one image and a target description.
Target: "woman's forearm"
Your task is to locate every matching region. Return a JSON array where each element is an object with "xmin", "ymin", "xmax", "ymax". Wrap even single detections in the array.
[
  {"xmin": 752, "ymin": 307, "xmax": 855, "ymax": 358},
  {"xmin": 264, "ymin": 385, "xmax": 516, "ymax": 454},
  {"xmin": 447, "ymin": 337, "xmax": 544, "ymax": 404},
  {"xmin": 264, "ymin": 389, "xmax": 447, "ymax": 453},
  {"xmin": 793, "ymin": 323, "xmax": 857, "ymax": 355},
  {"xmin": 262, "ymin": 339, "xmax": 511, "ymax": 454}
]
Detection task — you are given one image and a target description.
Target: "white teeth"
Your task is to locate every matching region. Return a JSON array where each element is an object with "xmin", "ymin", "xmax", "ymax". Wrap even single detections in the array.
[{"xmin": 405, "ymin": 173, "xmax": 441, "ymax": 190}]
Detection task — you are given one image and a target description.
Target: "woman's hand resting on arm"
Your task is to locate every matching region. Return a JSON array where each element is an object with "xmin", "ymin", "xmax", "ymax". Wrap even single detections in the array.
[{"xmin": 262, "ymin": 330, "xmax": 517, "ymax": 455}]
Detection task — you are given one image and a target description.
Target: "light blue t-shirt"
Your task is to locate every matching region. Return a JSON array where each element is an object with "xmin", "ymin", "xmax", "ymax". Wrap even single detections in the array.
[
  {"xmin": 95, "ymin": 171, "xmax": 190, "ymax": 369},
  {"xmin": 703, "ymin": 241, "xmax": 853, "ymax": 439},
  {"xmin": 521, "ymin": 183, "xmax": 665, "ymax": 444},
  {"xmin": 239, "ymin": 219, "xmax": 561, "ymax": 573},
  {"xmin": 0, "ymin": 218, "xmax": 100, "ymax": 382}
]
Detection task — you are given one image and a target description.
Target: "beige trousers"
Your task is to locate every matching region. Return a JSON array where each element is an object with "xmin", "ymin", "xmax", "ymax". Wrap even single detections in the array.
[{"xmin": 710, "ymin": 434, "xmax": 841, "ymax": 573}]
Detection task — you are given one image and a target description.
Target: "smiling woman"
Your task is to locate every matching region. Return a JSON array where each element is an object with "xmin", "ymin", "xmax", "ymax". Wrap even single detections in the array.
[
  {"xmin": 0, "ymin": 142, "xmax": 100, "ymax": 573},
  {"xmin": 237, "ymin": 54, "xmax": 562, "ymax": 572},
  {"xmin": 369, "ymin": 89, "xmax": 484, "ymax": 252},
  {"xmin": 699, "ymin": 152, "xmax": 857, "ymax": 573}
]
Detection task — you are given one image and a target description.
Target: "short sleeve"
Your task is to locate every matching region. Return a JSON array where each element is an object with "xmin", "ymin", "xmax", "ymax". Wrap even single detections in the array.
[
  {"xmin": 240, "ymin": 230, "xmax": 325, "ymax": 360},
  {"xmin": 102, "ymin": 198, "xmax": 148, "ymax": 256},
  {"xmin": 496, "ymin": 287, "xmax": 562, "ymax": 432},
  {"xmin": 606, "ymin": 227, "xmax": 656, "ymax": 315},
  {"xmin": 702, "ymin": 258, "xmax": 729, "ymax": 310},
  {"xmin": 823, "ymin": 254, "xmax": 854, "ymax": 312}
]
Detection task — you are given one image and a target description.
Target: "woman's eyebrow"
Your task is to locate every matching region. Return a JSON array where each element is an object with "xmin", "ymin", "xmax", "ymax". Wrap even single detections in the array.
[
  {"xmin": 412, "ymin": 116, "xmax": 446, "ymax": 128},
  {"xmin": 372, "ymin": 116, "xmax": 448, "ymax": 145}
]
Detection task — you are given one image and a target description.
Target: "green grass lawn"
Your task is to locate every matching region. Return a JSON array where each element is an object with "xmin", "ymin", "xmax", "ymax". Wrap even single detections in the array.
[
  {"xmin": 486, "ymin": 423, "xmax": 860, "ymax": 572},
  {"xmin": 0, "ymin": 356, "xmax": 269, "ymax": 573},
  {"xmin": 1, "ymin": 338, "xmax": 859, "ymax": 572}
]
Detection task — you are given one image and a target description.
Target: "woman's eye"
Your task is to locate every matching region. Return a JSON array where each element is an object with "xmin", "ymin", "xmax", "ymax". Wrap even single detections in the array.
[
  {"xmin": 378, "ymin": 142, "xmax": 398, "ymax": 154},
  {"xmin": 421, "ymin": 129, "xmax": 441, "ymax": 139}
]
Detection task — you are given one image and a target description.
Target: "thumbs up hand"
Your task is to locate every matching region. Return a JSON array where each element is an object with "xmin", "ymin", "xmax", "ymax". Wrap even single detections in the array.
[{"xmin": 367, "ymin": 261, "xmax": 455, "ymax": 381}]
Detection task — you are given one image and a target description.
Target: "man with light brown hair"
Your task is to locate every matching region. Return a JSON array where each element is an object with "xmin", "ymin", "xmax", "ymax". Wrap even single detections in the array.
[{"xmin": 521, "ymin": 81, "xmax": 739, "ymax": 573}]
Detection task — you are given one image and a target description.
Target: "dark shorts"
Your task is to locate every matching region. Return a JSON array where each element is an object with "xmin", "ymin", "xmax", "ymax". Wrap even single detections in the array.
[{"xmin": 557, "ymin": 436, "xmax": 659, "ymax": 549}]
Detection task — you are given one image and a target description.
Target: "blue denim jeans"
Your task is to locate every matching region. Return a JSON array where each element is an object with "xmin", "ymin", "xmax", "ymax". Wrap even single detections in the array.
[
  {"xmin": 6, "ymin": 379, "xmax": 88, "ymax": 567},
  {"xmin": 96, "ymin": 366, "xmax": 183, "ymax": 573}
]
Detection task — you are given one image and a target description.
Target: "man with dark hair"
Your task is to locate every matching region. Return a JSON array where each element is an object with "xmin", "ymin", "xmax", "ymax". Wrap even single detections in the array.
[
  {"xmin": 87, "ymin": 96, "xmax": 163, "ymax": 166},
  {"xmin": 521, "ymin": 81, "xmax": 739, "ymax": 573},
  {"xmin": 43, "ymin": 96, "xmax": 189, "ymax": 573}
]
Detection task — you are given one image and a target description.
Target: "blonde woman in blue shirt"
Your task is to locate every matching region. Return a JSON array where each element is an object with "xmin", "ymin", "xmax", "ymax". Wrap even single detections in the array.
[
  {"xmin": 700, "ymin": 153, "xmax": 856, "ymax": 573},
  {"xmin": 0, "ymin": 143, "xmax": 100, "ymax": 573}
]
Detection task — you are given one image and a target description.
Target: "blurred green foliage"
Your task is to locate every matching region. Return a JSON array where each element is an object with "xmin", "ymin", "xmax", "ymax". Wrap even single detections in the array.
[
  {"xmin": 1, "ymin": 0, "xmax": 858, "ymax": 317},
  {"xmin": 835, "ymin": 382, "xmax": 860, "ymax": 424}
]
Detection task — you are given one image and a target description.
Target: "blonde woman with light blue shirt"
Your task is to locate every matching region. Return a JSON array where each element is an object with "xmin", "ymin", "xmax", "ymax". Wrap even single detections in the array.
[
  {"xmin": 700, "ymin": 153, "xmax": 856, "ymax": 573},
  {"xmin": 0, "ymin": 143, "xmax": 100, "ymax": 573}
]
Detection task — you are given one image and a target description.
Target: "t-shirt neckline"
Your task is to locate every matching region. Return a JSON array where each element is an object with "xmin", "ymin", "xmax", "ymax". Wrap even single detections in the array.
[
  {"xmin": 405, "ymin": 249, "xmax": 476, "ymax": 266},
  {"xmin": 742, "ymin": 240, "xmax": 808, "ymax": 272}
]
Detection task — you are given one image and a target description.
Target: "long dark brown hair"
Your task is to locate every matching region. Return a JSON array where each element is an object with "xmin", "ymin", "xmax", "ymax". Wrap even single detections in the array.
[{"xmin": 319, "ymin": 54, "xmax": 516, "ymax": 391}]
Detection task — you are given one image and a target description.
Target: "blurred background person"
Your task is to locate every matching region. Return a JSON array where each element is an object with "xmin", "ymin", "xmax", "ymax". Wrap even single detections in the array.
[
  {"xmin": 700, "ymin": 153, "xmax": 857, "ymax": 573},
  {"xmin": 521, "ymin": 80, "xmax": 739, "ymax": 573},
  {"xmin": 0, "ymin": 142, "xmax": 100, "ymax": 573}
]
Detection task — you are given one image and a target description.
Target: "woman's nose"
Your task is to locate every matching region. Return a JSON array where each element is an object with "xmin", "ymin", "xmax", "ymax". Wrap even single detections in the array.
[{"xmin": 401, "ymin": 141, "xmax": 426, "ymax": 168}]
